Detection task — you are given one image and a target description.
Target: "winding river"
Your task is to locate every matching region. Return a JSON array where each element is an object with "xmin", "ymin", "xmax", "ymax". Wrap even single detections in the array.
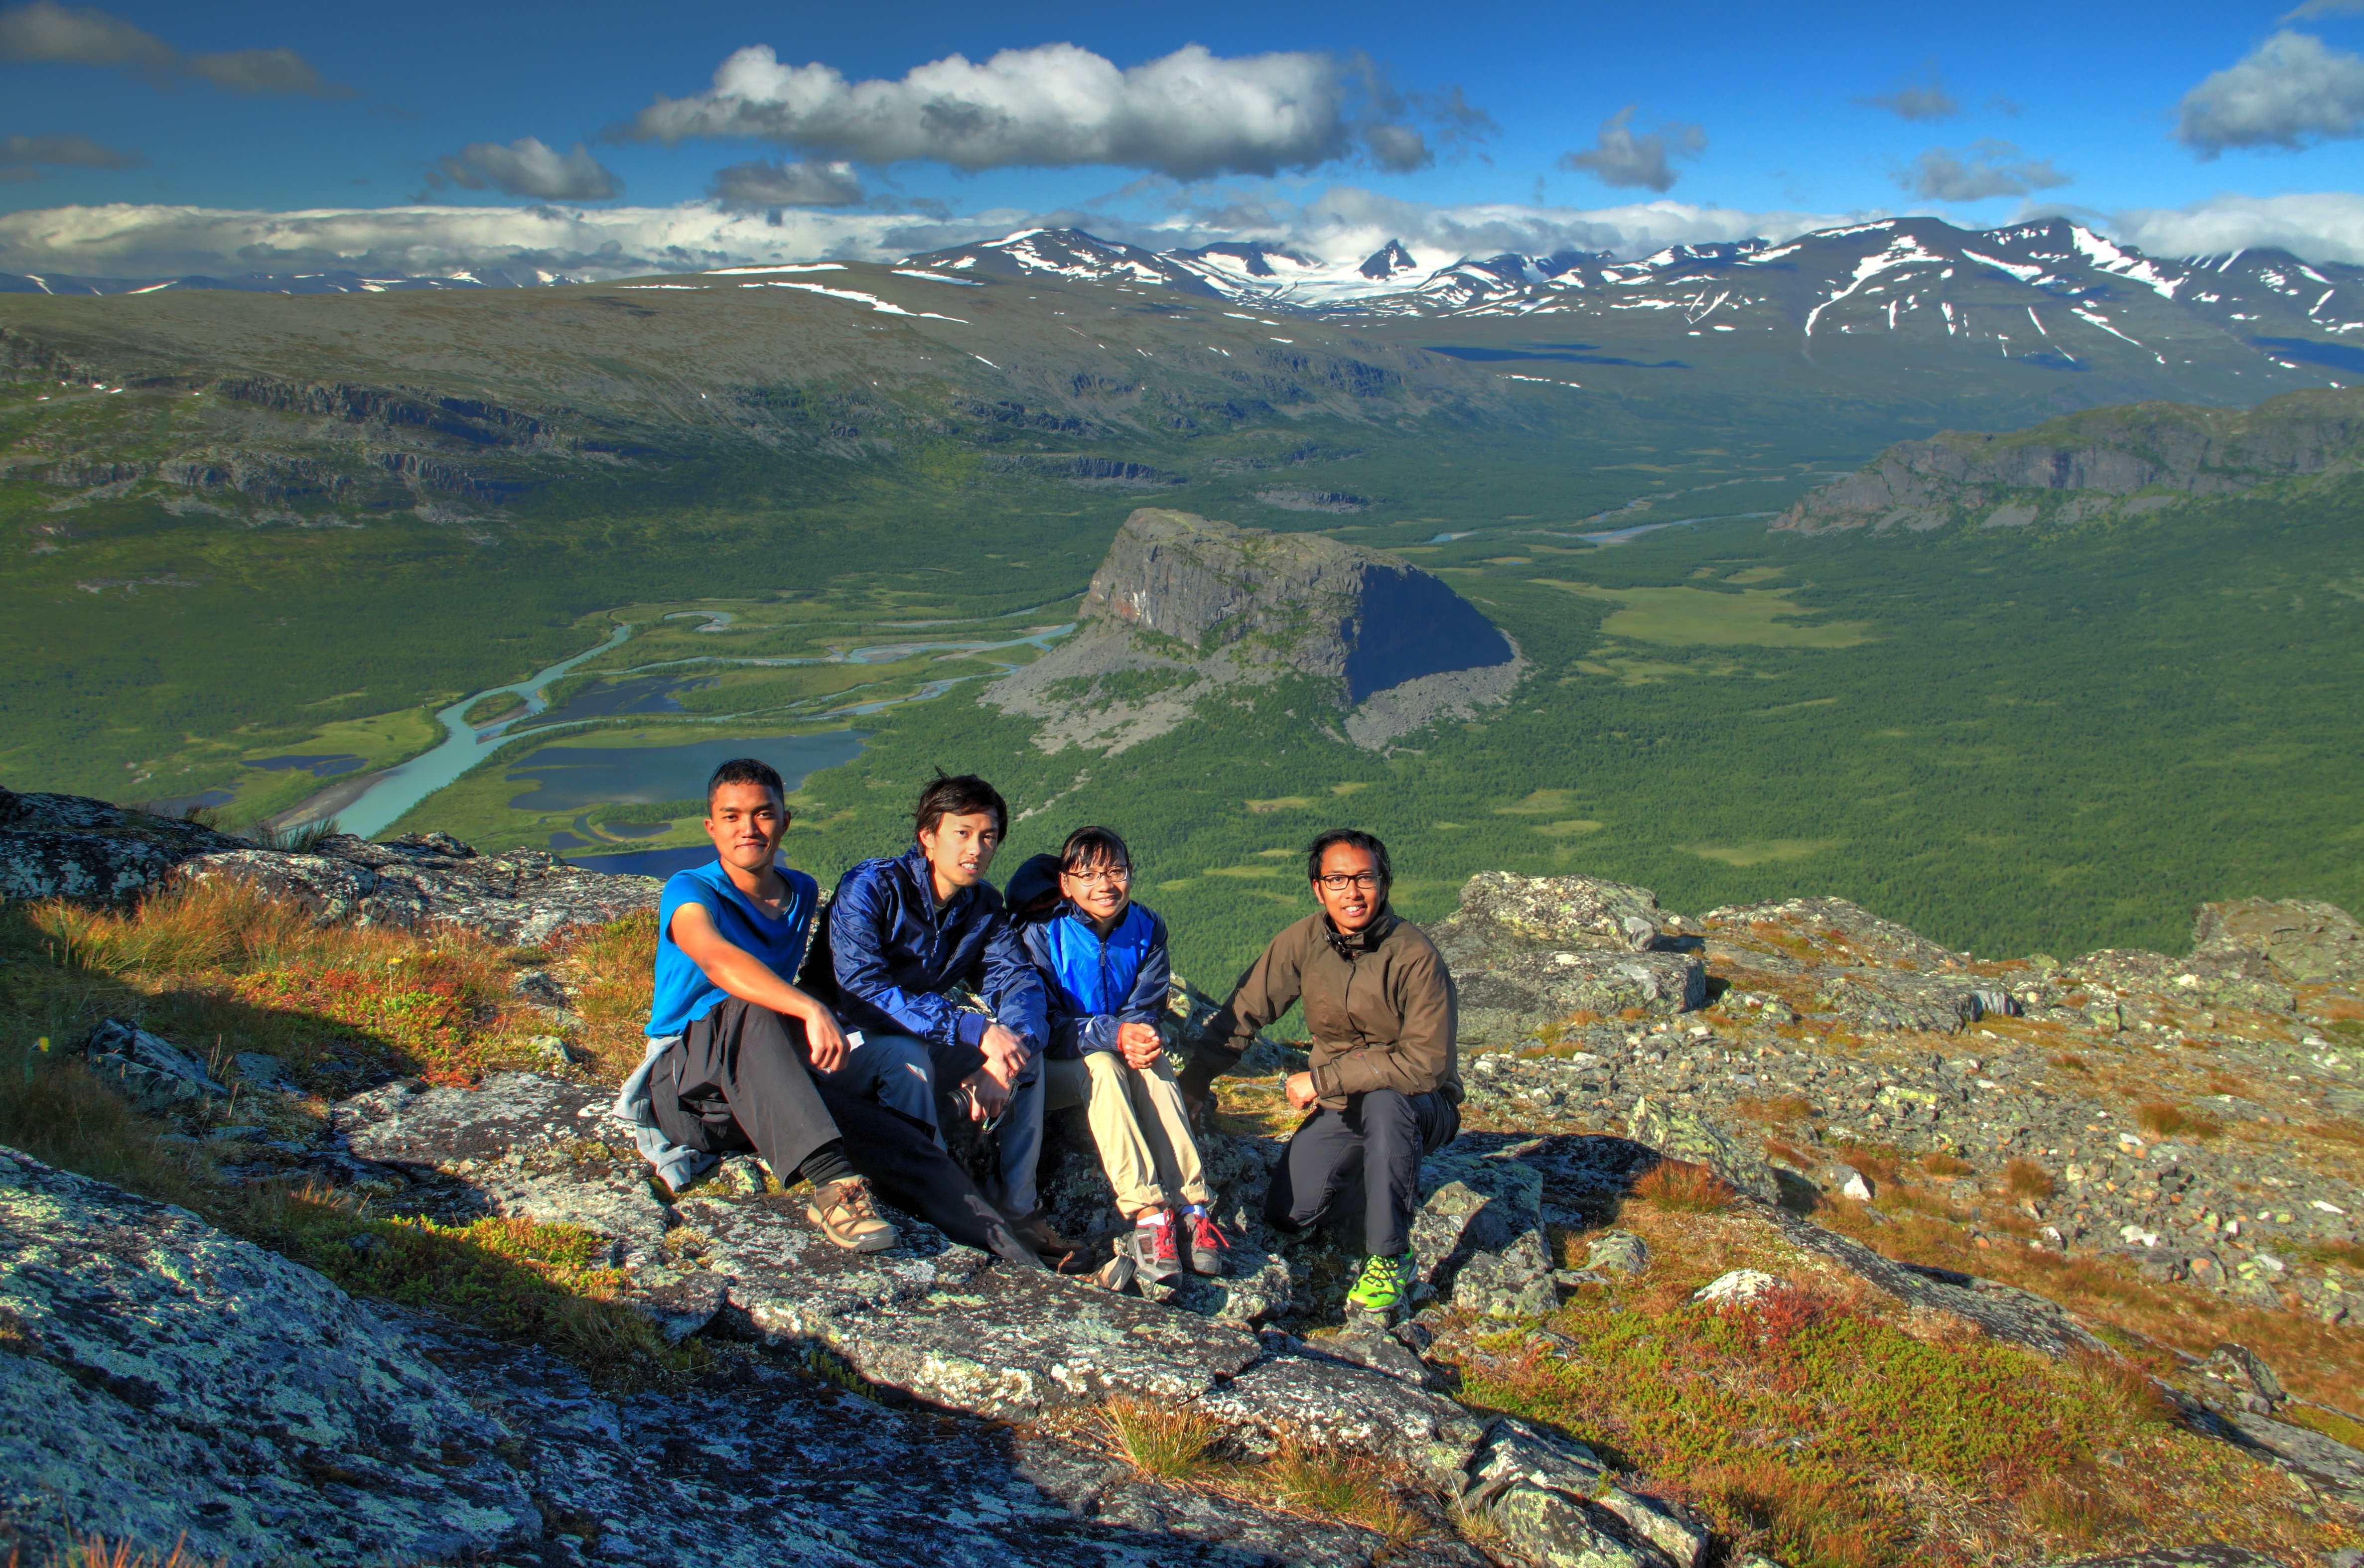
[{"xmin": 328, "ymin": 619, "xmax": 1069, "ymax": 839}]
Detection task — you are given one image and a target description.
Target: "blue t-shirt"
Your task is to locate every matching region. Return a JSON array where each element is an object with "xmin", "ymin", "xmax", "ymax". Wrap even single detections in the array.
[{"xmin": 647, "ymin": 860, "xmax": 820, "ymax": 1039}]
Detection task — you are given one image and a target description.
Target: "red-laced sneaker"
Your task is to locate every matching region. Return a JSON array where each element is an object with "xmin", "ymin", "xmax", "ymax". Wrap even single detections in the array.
[
  {"xmin": 1130, "ymin": 1208, "xmax": 1182, "ymax": 1284},
  {"xmin": 1183, "ymin": 1206, "xmax": 1231, "ymax": 1277}
]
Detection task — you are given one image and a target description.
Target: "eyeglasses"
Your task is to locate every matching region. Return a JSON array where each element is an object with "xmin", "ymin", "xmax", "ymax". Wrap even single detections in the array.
[
  {"xmin": 1066, "ymin": 866, "xmax": 1132, "ymax": 888},
  {"xmin": 1316, "ymin": 872, "xmax": 1383, "ymax": 891}
]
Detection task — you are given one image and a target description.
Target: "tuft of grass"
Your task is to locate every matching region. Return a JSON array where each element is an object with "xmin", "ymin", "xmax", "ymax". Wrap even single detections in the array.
[
  {"xmin": 1692, "ymin": 1456, "xmax": 1893, "ymax": 1568},
  {"xmin": 238, "ymin": 817, "xmax": 343, "ymax": 854},
  {"xmin": 2004, "ymin": 1158, "xmax": 2056, "ymax": 1200},
  {"xmin": 1100, "ymin": 1397, "xmax": 1223, "ymax": 1480},
  {"xmin": 1920, "ymin": 1152, "xmax": 1975, "ymax": 1177},
  {"xmin": 1260, "ymin": 1439, "xmax": 1413, "ymax": 1539},
  {"xmin": 1634, "ymin": 1160, "xmax": 1737, "ymax": 1213},
  {"xmin": 2051, "ymin": 1053, "xmax": 2091, "ymax": 1074},
  {"xmin": 1734, "ymin": 1093, "xmax": 1816, "ymax": 1127},
  {"xmin": 25, "ymin": 1532, "xmax": 223, "ymax": 1568},
  {"xmin": 2134, "ymin": 1102, "xmax": 2225, "ymax": 1141}
]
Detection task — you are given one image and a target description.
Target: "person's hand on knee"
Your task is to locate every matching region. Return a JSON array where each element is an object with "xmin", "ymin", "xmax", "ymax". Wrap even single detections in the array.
[
  {"xmin": 1284, "ymin": 1070, "xmax": 1319, "ymax": 1111},
  {"xmin": 963, "ymin": 1068, "xmax": 1010, "ymax": 1122},
  {"xmin": 1117, "ymin": 1021, "xmax": 1162, "ymax": 1071},
  {"xmin": 979, "ymin": 1023, "xmax": 1030, "ymax": 1088}
]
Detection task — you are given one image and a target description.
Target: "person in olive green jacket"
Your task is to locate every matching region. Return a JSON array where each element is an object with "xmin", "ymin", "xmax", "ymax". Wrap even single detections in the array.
[{"xmin": 1177, "ymin": 828, "xmax": 1462, "ymax": 1313}]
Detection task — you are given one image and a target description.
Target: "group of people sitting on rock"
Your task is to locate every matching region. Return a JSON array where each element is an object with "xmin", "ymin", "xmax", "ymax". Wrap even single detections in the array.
[{"xmin": 616, "ymin": 758, "xmax": 1463, "ymax": 1312}]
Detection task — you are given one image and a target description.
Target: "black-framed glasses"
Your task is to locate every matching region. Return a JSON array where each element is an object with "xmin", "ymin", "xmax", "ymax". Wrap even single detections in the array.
[
  {"xmin": 1067, "ymin": 865, "xmax": 1132, "ymax": 888},
  {"xmin": 1316, "ymin": 872, "xmax": 1383, "ymax": 891}
]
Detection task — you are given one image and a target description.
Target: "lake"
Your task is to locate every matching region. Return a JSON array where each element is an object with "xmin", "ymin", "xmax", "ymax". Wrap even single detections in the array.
[{"xmin": 504, "ymin": 731, "xmax": 870, "ymax": 813}]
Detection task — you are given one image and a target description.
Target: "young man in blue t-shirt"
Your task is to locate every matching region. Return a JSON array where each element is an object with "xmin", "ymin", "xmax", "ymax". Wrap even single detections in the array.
[{"xmin": 614, "ymin": 758, "xmax": 1039, "ymax": 1268}]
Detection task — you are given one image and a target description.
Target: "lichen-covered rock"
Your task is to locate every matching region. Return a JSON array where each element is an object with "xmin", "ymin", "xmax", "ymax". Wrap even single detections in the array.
[
  {"xmin": 0, "ymin": 787, "xmax": 244, "ymax": 903},
  {"xmin": 2191, "ymin": 899, "xmax": 2364, "ymax": 988},
  {"xmin": 1702, "ymin": 895, "xmax": 1963, "ymax": 971},
  {"xmin": 1626, "ymin": 1098, "xmax": 1779, "ymax": 1204},
  {"xmin": 1197, "ymin": 1345, "xmax": 1490, "ymax": 1486},
  {"xmin": 82, "ymin": 1017, "xmax": 226, "ymax": 1112},
  {"xmin": 1462, "ymin": 1417, "xmax": 1684, "ymax": 1568},
  {"xmin": 1428, "ymin": 873, "xmax": 1706, "ymax": 1046},
  {"xmin": 0, "ymin": 1145, "xmax": 538, "ymax": 1563},
  {"xmin": 180, "ymin": 830, "xmax": 659, "ymax": 945},
  {"xmin": 337, "ymin": 1071, "xmax": 673, "ymax": 1261}
]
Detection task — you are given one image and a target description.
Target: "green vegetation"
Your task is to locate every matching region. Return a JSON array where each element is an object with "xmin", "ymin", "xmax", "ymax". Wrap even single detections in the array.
[{"xmin": 1542, "ymin": 579, "xmax": 1876, "ymax": 648}]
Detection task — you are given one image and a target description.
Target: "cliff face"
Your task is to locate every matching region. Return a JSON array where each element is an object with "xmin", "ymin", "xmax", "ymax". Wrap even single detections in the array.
[
  {"xmin": 1775, "ymin": 386, "xmax": 2364, "ymax": 534},
  {"xmin": 993, "ymin": 508, "xmax": 1523, "ymax": 752}
]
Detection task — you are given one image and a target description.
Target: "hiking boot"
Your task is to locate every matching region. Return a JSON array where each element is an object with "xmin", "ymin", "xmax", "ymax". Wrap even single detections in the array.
[
  {"xmin": 806, "ymin": 1177, "xmax": 896, "ymax": 1253},
  {"xmin": 1182, "ymin": 1205, "xmax": 1231, "ymax": 1276},
  {"xmin": 1345, "ymin": 1251, "xmax": 1414, "ymax": 1313},
  {"xmin": 1127, "ymin": 1208, "xmax": 1183, "ymax": 1285},
  {"xmin": 1007, "ymin": 1208, "xmax": 1083, "ymax": 1263}
]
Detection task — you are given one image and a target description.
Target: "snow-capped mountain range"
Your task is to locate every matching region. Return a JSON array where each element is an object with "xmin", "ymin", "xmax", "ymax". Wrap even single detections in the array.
[{"xmin": 899, "ymin": 218, "xmax": 2364, "ymax": 382}]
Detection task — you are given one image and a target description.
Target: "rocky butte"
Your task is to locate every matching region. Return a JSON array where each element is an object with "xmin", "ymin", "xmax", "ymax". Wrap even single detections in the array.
[
  {"xmin": 1, "ymin": 786, "xmax": 2361, "ymax": 1567},
  {"xmin": 989, "ymin": 507, "xmax": 1526, "ymax": 752}
]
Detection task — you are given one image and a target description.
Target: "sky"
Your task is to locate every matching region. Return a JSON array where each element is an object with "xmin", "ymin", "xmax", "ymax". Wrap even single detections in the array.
[{"xmin": 3, "ymin": 0, "xmax": 2364, "ymax": 280}]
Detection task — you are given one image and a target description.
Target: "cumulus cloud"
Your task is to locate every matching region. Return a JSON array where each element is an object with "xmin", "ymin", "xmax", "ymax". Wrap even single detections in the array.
[
  {"xmin": 0, "ymin": 190, "xmax": 1863, "ymax": 283},
  {"xmin": 422, "ymin": 138, "xmax": 622, "ymax": 202},
  {"xmin": 2111, "ymin": 190, "xmax": 2364, "ymax": 262},
  {"xmin": 618, "ymin": 41, "xmax": 1441, "ymax": 180},
  {"xmin": 1858, "ymin": 64, "xmax": 1959, "ymax": 121},
  {"xmin": 0, "ymin": 0, "xmax": 349, "ymax": 95},
  {"xmin": 2176, "ymin": 30, "xmax": 2364, "ymax": 155},
  {"xmin": 1556, "ymin": 106, "xmax": 1705, "ymax": 193},
  {"xmin": 1898, "ymin": 139, "xmax": 2072, "ymax": 201},
  {"xmin": 709, "ymin": 159, "xmax": 864, "ymax": 208}
]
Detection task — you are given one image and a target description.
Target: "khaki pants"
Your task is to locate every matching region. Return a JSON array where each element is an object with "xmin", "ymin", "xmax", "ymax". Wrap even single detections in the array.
[{"xmin": 1045, "ymin": 1051, "xmax": 1211, "ymax": 1214}]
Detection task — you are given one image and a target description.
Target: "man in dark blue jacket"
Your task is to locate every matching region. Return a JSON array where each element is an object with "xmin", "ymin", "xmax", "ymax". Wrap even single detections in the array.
[{"xmin": 801, "ymin": 773, "xmax": 1070, "ymax": 1258}]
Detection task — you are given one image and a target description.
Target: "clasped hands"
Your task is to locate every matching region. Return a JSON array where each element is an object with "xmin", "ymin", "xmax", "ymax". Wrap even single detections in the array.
[{"xmin": 962, "ymin": 1022, "xmax": 1032, "ymax": 1121}]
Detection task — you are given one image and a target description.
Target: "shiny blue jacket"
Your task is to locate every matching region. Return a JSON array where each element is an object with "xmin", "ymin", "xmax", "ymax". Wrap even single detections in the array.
[
  {"xmin": 1019, "ymin": 901, "xmax": 1171, "ymax": 1060},
  {"xmin": 801, "ymin": 845, "xmax": 1048, "ymax": 1050}
]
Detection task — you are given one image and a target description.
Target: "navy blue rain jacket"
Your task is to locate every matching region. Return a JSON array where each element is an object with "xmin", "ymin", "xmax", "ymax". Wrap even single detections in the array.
[
  {"xmin": 802, "ymin": 845, "xmax": 1048, "ymax": 1051},
  {"xmin": 1019, "ymin": 900, "xmax": 1172, "ymax": 1060}
]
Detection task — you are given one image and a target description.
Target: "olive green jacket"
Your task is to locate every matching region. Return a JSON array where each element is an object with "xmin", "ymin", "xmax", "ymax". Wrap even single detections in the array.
[{"xmin": 1183, "ymin": 908, "xmax": 1462, "ymax": 1109}]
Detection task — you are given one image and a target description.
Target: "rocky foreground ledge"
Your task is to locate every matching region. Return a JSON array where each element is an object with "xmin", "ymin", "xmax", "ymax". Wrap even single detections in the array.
[{"xmin": 3, "ymin": 788, "xmax": 2363, "ymax": 1566}]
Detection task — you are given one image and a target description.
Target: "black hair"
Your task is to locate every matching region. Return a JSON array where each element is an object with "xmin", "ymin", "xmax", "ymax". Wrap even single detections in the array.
[
  {"xmin": 913, "ymin": 771, "xmax": 1008, "ymax": 838},
  {"xmin": 706, "ymin": 757, "xmax": 785, "ymax": 806},
  {"xmin": 1058, "ymin": 825, "xmax": 1131, "ymax": 875},
  {"xmin": 1306, "ymin": 827, "xmax": 1391, "ymax": 889}
]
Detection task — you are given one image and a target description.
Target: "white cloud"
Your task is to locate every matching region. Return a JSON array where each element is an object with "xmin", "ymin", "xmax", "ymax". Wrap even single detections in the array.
[
  {"xmin": 0, "ymin": 191, "xmax": 1864, "ymax": 282},
  {"xmin": 2176, "ymin": 30, "xmax": 2364, "ymax": 155},
  {"xmin": 620, "ymin": 41, "xmax": 1432, "ymax": 180},
  {"xmin": 709, "ymin": 159, "xmax": 865, "ymax": 208},
  {"xmin": 1857, "ymin": 64, "xmax": 1959, "ymax": 121},
  {"xmin": 2110, "ymin": 190, "xmax": 2364, "ymax": 262},
  {"xmin": 2282, "ymin": 0, "xmax": 2364, "ymax": 20},
  {"xmin": 423, "ymin": 138, "xmax": 622, "ymax": 202},
  {"xmin": 1899, "ymin": 140, "xmax": 2072, "ymax": 202},
  {"xmin": 0, "ymin": 0, "xmax": 348, "ymax": 96},
  {"xmin": 1555, "ymin": 106, "xmax": 1706, "ymax": 193}
]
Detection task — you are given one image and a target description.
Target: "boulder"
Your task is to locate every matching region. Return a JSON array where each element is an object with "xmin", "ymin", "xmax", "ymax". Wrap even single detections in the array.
[
  {"xmin": 0, "ymin": 1145, "xmax": 538, "ymax": 1564},
  {"xmin": 1428, "ymin": 874, "xmax": 1707, "ymax": 1046},
  {"xmin": 2191, "ymin": 898, "xmax": 2364, "ymax": 988},
  {"xmin": 1626, "ymin": 1098, "xmax": 1779, "ymax": 1204},
  {"xmin": 1462, "ymin": 1417, "xmax": 1701, "ymax": 1568},
  {"xmin": 82, "ymin": 1018, "xmax": 226, "ymax": 1112},
  {"xmin": 179, "ymin": 830, "xmax": 660, "ymax": 945},
  {"xmin": 0, "ymin": 788, "xmax": 243, "ymax": 903}
]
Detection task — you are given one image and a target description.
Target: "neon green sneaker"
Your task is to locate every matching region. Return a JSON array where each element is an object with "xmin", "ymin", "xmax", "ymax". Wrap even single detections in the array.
[{"xmin": 1345, "ymin": 1251, "xmax": 1414, "ymax": 1312}]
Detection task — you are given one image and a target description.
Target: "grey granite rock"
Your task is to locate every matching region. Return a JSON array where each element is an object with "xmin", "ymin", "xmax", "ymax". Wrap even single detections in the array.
[
  {"xmin": 0, "ymin": 787, "xmax": 244, "ymax": 903},
  {"xmin": 1461, "ymin": 1418, "xmax": 1681, "ymax": 1568},
  {"xmin": 1626, "ymin": 1098, "xmax": 1778, "ymax": 1204},
  {"xmin": 180, "ymin": 830, "xmax": 659, "ymax": 945},
  {"xmin": 82, "ymin": 1017, "xmax": 226, "ymax": 1112},
  {"xmin": 0, "ymin": 1145, "xmax": 538, "ymax": 1564},
  {"xmin": 1428, "ymin": 873, "xmax": 1705, "ymax": 1046},
  {"xmin": 1197, "ymin": 1344, "xmax": 1490, "ymax": 1487}
]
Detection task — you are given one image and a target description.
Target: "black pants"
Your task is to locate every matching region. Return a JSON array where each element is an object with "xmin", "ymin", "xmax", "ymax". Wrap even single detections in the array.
[
  {"xmin": 1264, "ymin": 1089, "xmax": 1459, "ymax": 1259},
  {"xmin": 650, "ymin": 997, "xmax": 1038, "ymax": 1269}
]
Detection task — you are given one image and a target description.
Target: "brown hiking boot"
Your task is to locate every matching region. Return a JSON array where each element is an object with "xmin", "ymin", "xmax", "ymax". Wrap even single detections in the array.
[
  {"xmin": 806, "ymin": 1177, "xmax": 896, "ymax": 1253},
  {"xmin": 1007, "ymin": 1208, "xmax": 1083, "ymax": 1263}
]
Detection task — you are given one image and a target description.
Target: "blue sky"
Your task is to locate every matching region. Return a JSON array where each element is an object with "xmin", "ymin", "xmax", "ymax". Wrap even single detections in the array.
[{"xmin": 3, "ymin": 0, "xmax": 2362, "ymax": 277}]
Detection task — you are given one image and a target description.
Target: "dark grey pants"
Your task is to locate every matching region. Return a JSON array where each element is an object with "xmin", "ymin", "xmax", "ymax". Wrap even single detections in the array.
[
  {"xmin": 650, "ymin": 997, "xmax": 1039, "ymax": 1268},
  {"xmin": 1264, "ymin": 1089, "xmax": 1459, "ymax": 1259}
]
